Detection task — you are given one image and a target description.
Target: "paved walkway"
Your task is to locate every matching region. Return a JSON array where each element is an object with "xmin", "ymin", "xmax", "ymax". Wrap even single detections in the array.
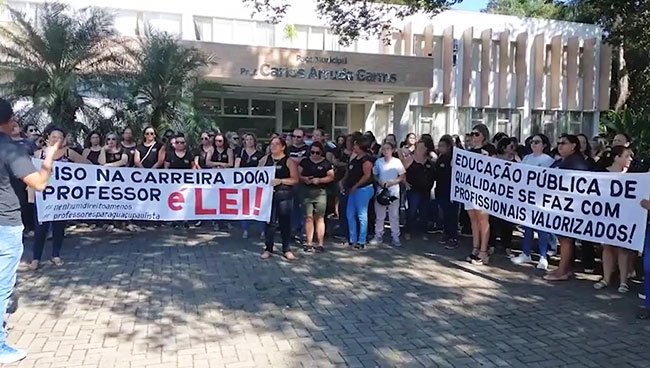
[{"xmin": 5, "ymin": 226, "xmax": 650, "ymax": 367}]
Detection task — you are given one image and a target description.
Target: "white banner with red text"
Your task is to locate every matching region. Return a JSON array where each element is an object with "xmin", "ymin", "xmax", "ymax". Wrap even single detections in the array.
[
  {"xmin": 451, "ymin": 149, "xmax": 650, "ymax": 252},
  {"xmin": 34, "ymin": 160, "xmax": 275, "ymax": 223}
]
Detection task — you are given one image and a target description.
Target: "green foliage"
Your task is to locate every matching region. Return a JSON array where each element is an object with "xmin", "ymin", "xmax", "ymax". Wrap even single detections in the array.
[
  {"xmin": 484, "ymin": 0, "xmax": 563, "ymax": 19},
  {"xmin": 0, "ymin": 2, "xmax": 126, "ymax": 137},
  {"xmin": 600, "ymin": 109, "xmax": 650, "ymax": 158},
  {"xmin": 115, "ymin": 31, "xmax": 219, "ymax": 144}
]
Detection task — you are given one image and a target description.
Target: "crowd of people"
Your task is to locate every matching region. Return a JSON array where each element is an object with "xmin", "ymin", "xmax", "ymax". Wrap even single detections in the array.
[{"xmin": 5, "ymin": 95, "xmax": 650, "ymax": 363}]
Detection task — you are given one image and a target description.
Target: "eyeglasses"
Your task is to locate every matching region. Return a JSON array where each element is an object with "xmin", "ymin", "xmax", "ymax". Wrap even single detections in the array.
[
  {"xmin": 145, "ymin": 132, "xmax": 155, "ymax": 136},
  {"xmin": 176, "ymin": 141, "xmax": 186, "ymax": 145},
  {"xmin": 557, "ymin": 141, "xmax": 568, "ymax": 146},
  {"xmin": 310, "ymin": 150, "xmax": 322, "ymax": 156},
  {"xmin": 471, "ymin": 132, "xmax": 481, "ymax": 137},
  {"xmin": 293, "ymin": 135, "xmax": 303, "ymax": 139},
  {"xmin": 201, "ymin": 137, "xmax": 209, "ymax": 141},
  {"xmin": 531, "ymin": 140, "xmax": 542, "ymax": 145}
]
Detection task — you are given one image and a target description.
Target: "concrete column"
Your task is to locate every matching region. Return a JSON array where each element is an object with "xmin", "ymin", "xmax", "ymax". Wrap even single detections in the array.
[{"xmin": 393, "ymin": 93, "xmax": 410, "ymax": 140}]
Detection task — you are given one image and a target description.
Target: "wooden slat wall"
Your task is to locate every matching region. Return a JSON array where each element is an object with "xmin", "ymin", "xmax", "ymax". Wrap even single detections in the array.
[
  {"xmin": 480, "ymin": 29, "xmax": 492, "ymax": 107},
  {"xmin": 403, "ymin": 22, "xmax": 413, "ymax": 56},
  {"xmin": 582, "ymin": 38, "xmax": 596, "ymax": 111},
  {"xmin": 442, "ymin": 26, "xmax": 454, "ymax": 105},
  {"xmin": 516, "ymin": 33, "xmax": 528, "ymax": 108},
  {"xmin": 461, "ymin": 27, "xmax": 473, "ymax": 106},
  {"xmin": 532, "ymin": 34, "xmax": 544, "ymax": 109},
  {"xmin": 424, "ymin": 25, "xmax": 433, "ymax": 56},
  {"xmin": 550, "ymin": 35, "xmax": 562, "ymax": 109},
  {"xmin": 599, "ymin": 44, "xmax": 613, "ymax": 111},
  {"xmin": 499, "ymin": 31, "xmax": 510, "ymax": 108},
  {"xmin": 566, "ymin": 37, "xmax": 579, "ymax": 110}
]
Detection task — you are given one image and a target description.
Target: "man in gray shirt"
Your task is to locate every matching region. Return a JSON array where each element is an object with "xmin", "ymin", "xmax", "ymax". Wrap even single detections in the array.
[{"xmin": 0, "ymin": 98, "xmax": 58, "ymax": 363}]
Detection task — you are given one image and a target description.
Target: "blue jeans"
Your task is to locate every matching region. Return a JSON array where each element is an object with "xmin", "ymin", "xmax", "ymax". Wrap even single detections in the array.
[
  {"xmin": 33, "ymin": 221, "xmax": 65, "ymax": 261},
  {"xmin": 241, "ymin": 220, "xmax": 260, "ymax": 234},
  {"xmin": 346, "ymin": 185, "xmax": 374, "ymax": 244},
  {"xmin": 406, "ymin": 190, "xmax": 430, "ymax": 235},
  {"xmin": 438, "ymin": 198, "xmax": 458, "ymax": 240},
  {"xmin": 0, "ymin": 225, "xmax": 23, "ymax": 345},
  {"xmin": 522, "ymin": 227, "xmax": 549, "ymax": 258}
]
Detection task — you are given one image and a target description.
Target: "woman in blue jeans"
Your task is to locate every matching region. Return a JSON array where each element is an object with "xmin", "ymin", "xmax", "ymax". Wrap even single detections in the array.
[{"xmin": 340, "ymin": 136, "xmax": 374, "ymax": 249}]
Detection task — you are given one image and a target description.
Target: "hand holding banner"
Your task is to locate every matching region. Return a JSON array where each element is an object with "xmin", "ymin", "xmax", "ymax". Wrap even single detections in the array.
[
  {"xmin": 34, "ymin": 160, "xmax": 276, "ymax": 223},
  {"xmin": 451, "ymin": 149, "xmax": 650, "ymax": 251}
]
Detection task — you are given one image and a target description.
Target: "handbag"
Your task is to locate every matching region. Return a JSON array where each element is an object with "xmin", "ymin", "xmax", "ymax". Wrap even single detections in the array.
[{"xmin": 376, "ymin": 186, "xmax": 398, "ymax": 206}]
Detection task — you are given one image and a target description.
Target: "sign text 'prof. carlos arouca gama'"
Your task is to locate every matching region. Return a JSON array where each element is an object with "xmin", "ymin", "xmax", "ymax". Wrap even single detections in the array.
[{"xmin": 240, "ymin": 64, "xmax": 398, "ymax": 83}]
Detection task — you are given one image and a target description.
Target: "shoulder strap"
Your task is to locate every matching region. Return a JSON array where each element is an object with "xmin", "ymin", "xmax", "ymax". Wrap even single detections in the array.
[{"xmin": 141, "ymin": 143, "xmax": 155, "ymax": 163}]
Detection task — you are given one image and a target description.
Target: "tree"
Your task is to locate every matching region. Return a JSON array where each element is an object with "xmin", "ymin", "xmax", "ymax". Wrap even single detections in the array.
[
  {"xmin": 0, "ymin": 3, "xmax": 126, "ymax": 136},
  {"xmin": 241, "ymin": 0, "xmax": 462, "ymax": 45},
  {"xmin": 119, "ymin": 31, "xmax": 216, "ymax": 143},
  {"xmin": 483, "ymin": 0, "xmax": 563, "ymax": 19}
]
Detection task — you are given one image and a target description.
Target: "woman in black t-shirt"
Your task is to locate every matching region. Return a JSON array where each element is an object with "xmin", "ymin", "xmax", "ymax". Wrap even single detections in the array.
[
  {"xmin": 98, "ymin": 133, "xmax": 128, "ymax": 167},
  {"xmin": 82, "ymin": 131, "xmax": 102, "ymax": 165},
  {"xmin": 465, "ymin": 124, "xmax": 494, "ymax": 265},
  {"xmin": 260, "ymin": 137, "xmax": 299, "ymax": 260},
  {"xmin": 134, "ymin": 126, "xmax": 165, "ymax": 169},
  {"xmin": 339, "ymin": 136, "xmax": 374, "ymax": 249},
  {"xmin": 164, "ymin": 134, "xmax": 193, "ymax": 169},
  {"xmin": 194, "ymin": 131, "xmax": 214, "ymax": 169},
  {"xmin": 299, "ymin": 142, "xmax": 334, "ymax": 252},
  {"xmin": 207, "ymin": 133, "xmax": 234, "ymax": 168},
  {"xmin": 236, "ymin": 133, "xmax": 265, "ymax": 239},
  {"xmin": 402, "ymin": 141, "xmax": 435, "ymax": 241}
]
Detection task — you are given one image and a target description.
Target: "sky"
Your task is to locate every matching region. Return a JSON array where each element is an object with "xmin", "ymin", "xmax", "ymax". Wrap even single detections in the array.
[{"xmin": 451, "ymin": 0, "xmax": 489, "ymax": 12}]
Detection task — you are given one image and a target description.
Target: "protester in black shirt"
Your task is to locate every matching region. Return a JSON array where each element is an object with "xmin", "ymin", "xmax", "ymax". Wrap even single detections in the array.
[
  {"xmin": 82, "ymin": 131, "xmax": 102, "ymax": 165},
  {"xmin": 194, "ymin": 131, "xmax": 214, "ymax": 169},
  {"xmin": 364, "ymin": 131, "xmax": 381, "ymax": 157},
  {"xmin": 465, "ymin": 124, "xmax": 494, "ymax": 265},
  {"xmin": 165, "ymin": 134, "xmax": 193, "ymax": 169},
  {"xmin": 134, "ymin": 126, "xmax": 165, "ymax": 169},
  {"xmin": 401, "ymin": 141, "xmax": 435, "ymax": 241},
  {"xmin": 98, "ymin": 133, "xmax": 128, "ymax": 167},
  {"xmin": 299, "ymin": 142, "xmax": 334, "ymax": 252},
  {"xmin": 121, "ymin": 127, "xmax": 137, "ymax": 167},
  {"xmin": 260, "ymin": 137, "xmax": 299, "ymax": 260},
  {"xmin": 578, "ymin": 133, "xmax": 598, "ymax": 272},
  {"xmin": 288, "ymin": 129, "xmax": 308, "ymax": 238},
  {"xmin": 207, "ymin": 133, "xmax": 234, "ymax": 168},
  {"xmin": 0, "ymin": 99, "xmax": 59, "ymax": 363},
  {"xmin": 236, "ymin": 133, "xmax": 265, "ymax": 239},
  {"xmin": 435, "ymin": 135, "xmax": 458, "ymax": 249},
  {"xmin": 544, "ymin": 134, "xmax": 589, "ymax": 281},
  {"xmin": 340, "ymin": 136, "xmax": 374, "ymax": 249}
]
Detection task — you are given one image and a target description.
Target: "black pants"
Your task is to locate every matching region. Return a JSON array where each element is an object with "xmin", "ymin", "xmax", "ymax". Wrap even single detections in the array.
[
  {"xmin": 33, "ymin": 221, "xmax": 65, "ymax": 261},
  {"xmin": 489, "ymin": 216, "xmax": 513, "ymax": 250},
  {"xmin": 265, "ymin": 191, "xmax": 293, "ymax": 253}
]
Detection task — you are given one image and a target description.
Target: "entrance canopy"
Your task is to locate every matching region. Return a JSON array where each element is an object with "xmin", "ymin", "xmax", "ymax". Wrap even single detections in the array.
[{"xmin": 186, "ymin": 41, "xmax": 434, "ymax": 95}]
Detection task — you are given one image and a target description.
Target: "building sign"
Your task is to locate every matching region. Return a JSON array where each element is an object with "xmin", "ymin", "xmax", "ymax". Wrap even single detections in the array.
[
  {"xmin": 296, "ymin": 54, "xmax": 348, "ymax": 65},
  {"xmin": 240, "ymin": 64, "xmax": 398, "ymax": 84}
]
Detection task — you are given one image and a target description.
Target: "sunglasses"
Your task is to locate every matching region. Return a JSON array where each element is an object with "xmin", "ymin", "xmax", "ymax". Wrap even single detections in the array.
[
  {"xmin": 176, "ymin": 141, "xmax": 186, "ymax": 145},
  {"xmin": 215, "ymin": 139, "xmax": 224, "ymax": 143},
  {"xmin": 531, "ymin": 139, "xmax": 542, "ymax": 145},
  {"xmin": 471, "ymin": 132, "xmax": 481, "ymax": 137},
  {"xmin": 310, "ymin": 150, "xmax": 322, "ymax": 155},
  {"xmin": 293, "ymin": 135, "xmax": 303, "ymax": 139},
  {"xmin": 233, "ymin": 137, "xmax": 240, "ymax": 140},
  {"xmin": 557, "ymin": 141, "xmax": 568, "ymax": 146},
  {"xmin": 106, "ymin": 137, "xmax": 116, "ymax": 141},
  {"xmin": 145, "ymin": 132, "xmax": 155, "ymax": 136},
  {"xmin": 201, "ymin": 137, "xmax": 209, "ymax": 141}
]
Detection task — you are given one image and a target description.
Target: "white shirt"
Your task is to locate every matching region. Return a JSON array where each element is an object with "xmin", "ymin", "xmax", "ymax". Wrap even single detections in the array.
[
  {"xmin": 373, "ymin": 157, "xmax": 405, "ymax": 197},
  {"xmin": 522, "ymin": 153, "xmax": 555, "ymax": 168}
]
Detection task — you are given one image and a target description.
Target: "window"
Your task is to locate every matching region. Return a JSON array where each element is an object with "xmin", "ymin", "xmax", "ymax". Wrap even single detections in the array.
[
  {"xmin": 335, "ymin": 104, "xmax": 348, "ymax": 129},
  {"xmin": 234, "ymin": 20, "xmax": 255, "ymax": 45},
  {"xmin": 144, "ymin": 12, "xmax": 182, "ymax": 35},
  {"xmin": 197, "ymin": 98, "xmax": 221, "ymax": 116},
  {"xmin": 194, "ymin": 17, "xmax": 212, "ymax": 42},
  {"xmin": 114, "ymin": 9, "xmax": 139, "ymax": 36},
  {"xmin": 463, "ymin": 108, "xmax": 521, "ymax": 140},
  {"xmin": 317, "ymin": 103, "xmax": 333, "ymax": 135},
  {"xmin": 251, "ymin": 100, "xmax": 275, "ymax": 116},
  {"xmin": 255, "ymin": 22, "xmax": 274, "ymax": 47},
  {"xmin": 531, "ymin": 110, "xmax": 595, "ymax": 140},
  {"xmin": 300, "ymin": 102, "xmax": 315, "ymax": 127},
  {"xmin": 510, "ymin": 42, "xmax": 517, "ymax": 74},
  {"xmin": 309, "ymin": 27, "xmax": 325, "ymax": 50},
  {"xmin": 213, "ymin": 18, "xmax": 233, "ymax": 43},
  {"xmin": 282, "ymin": 102, "xmax": 299, "ymax": 132},
  {"xmin": 223, "ymin": 98, "xmax": 249, "ymax": 115},
  {"xmin": 413, "ymin": 34, "xmax": 426, "ymax": 56}
]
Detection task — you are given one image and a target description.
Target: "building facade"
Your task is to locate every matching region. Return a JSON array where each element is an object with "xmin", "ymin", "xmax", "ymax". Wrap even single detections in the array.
[{"xmin": 1, "ymin": 0, "xmax": 611, "ymax": 142}]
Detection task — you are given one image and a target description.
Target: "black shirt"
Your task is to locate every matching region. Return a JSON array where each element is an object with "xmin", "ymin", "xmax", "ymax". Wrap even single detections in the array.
[
  {"xmin": 406, "ymin": 160, "xmax": 435, "ymax": 193},
  {"xmin": 105, "ymin": 148, "xmax": 125, "ymax": 165},
  {"xmin": 195, "ymin": 146, "xmax": 211, "ymax": 169},
  {"xmin": 265, "ymin": 154, "xmax": 292, "ymax": 191},
  {"xmin": 288, "ymin": 144, "xmax": 308, "ymax": 159},
  {"xmin": 238, "ymin": 149, "xmax": 264, "ymax": 168},
  {"xmin": 434, "ymin": 151, "xmax": 453, "ymax": 201},
  {"xmin": 0, "ymin": 132, "xmax": 37, "ymax": 226},
  {"xmin": 87, "ymin": 149, "xmax": 100, "ymax": 165},
  {"xmin": 300, "ymin": 158, "xmax": 333, "ymax": 189},
  {"xmin": 344, "ymin": 154, "xmax": 373, "ymax": 189},
  {"xmin": 166, "ymin": 150, "xmax": 193, "ymax": 169},
  {"xmin": 551, "ymin": 154, "xmax": 589, "ymax": 171},
  {"xmin": 470, "ymin": 143, "xmax": 496, "ymax": 156},
  {"xmin": 136, "ymin": 142, "xmax": 163, "ymax": 169},
  {"xmin": 121, "ymin": 143, "xmax": 137, "ymax": 167},
  {"xmin": 212, "ymin": 147, "xmax": 230, "ymax": 164},
  {"xmin": 334, "ymin": 148, "xmax": 350, "ymax": 181}
]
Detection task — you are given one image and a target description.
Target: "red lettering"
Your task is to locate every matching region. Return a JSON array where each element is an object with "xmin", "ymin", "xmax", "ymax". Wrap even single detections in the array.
[
  {"xmin": 195, "ymin": 188, "xmax": 216, "ymax": 215},
  {"xmin": 168, "ymin": 191, "xmax": 184, "ymax": 211},
  {"xmin": 219, "ymin": 188, "xmax": 238, "ymax": 215},
  {"xmin": 242, "ymin": 188, "xmax": 250, "ymax": 215}
]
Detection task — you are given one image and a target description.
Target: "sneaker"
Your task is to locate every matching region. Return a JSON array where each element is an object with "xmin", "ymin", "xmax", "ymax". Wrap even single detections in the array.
[
  {"xmin": 584, "ymin": 268, "xmax": 595, "ymax": 274},
  {"xmin": 242, "ymin": 230, "xmax": 249, "ymax": 239},
  {"xmin": 369, "ymin": 238, "xmax": 382, "ymax": 246},
  {"xmin": 427, "ymin": 226, "xmax": 443, "ymax": 234},
  {"xmin": 536, "ymin": 257, "xmax": 549, "ymax": 270},
  {"xmin": 392, "ymin": 240, "xmax": 402, "ymax": 247},
  {"xmin": 354, "ymin": 243, "xmax": 365, "ymax": 250},
  {"xmin": 0, "ymin": 343, "xmax": 26, "ymax": 364},
  {"xmin": 504, "ymin": 248, "xmax": 515, "ymax": 258},
  {"xmin": 546, "ymin": 249, "xmax": 557, "ymax": 257},
  {"xmin": 444, "ymin": 239, "xmax": 458, "ymax": 250},
  {"xmin": 303, "ymin": 245, "xmax": 314, "ymax": 252},
  {"xmin": 511, "ymin": 254, "xmax": 532, "ymax": 265},
  {"xmin": 639, "ymin": 292, "xmax": 646, "ymax": 301}
]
